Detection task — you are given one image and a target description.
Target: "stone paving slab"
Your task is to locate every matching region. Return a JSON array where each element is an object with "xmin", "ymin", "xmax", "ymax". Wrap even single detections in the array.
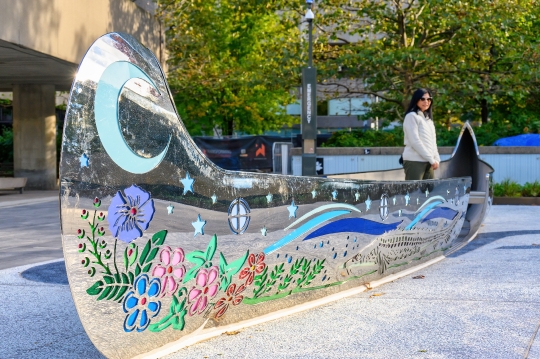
[{"xmin": 0, "ymin": 206, "xmax": 539, "ymax": 359}]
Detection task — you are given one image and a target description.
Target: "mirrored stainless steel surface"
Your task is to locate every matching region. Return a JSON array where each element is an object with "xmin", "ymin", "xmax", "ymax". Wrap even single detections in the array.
[{"xmin": 60, "ymin": 33, "xmax": 482, "ymax": 359}]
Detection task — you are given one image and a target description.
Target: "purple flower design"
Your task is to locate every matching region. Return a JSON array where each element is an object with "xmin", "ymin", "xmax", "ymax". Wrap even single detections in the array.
[
  {"xmin": 108, "ymin": 185, "xmax": 155, "ymax": 243},
  {"xmin": 122, "ymin": 274, "xmax": 161, "ymax": 332}
]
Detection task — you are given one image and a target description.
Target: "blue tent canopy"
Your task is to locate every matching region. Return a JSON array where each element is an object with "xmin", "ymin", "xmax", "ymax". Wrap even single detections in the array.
[{"xmin": 493, "ymin": 134, "xmax": 540, "ymax": 146}]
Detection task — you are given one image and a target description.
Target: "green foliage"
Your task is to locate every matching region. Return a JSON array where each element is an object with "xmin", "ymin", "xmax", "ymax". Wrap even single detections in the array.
[
  {"xmin": 322, "ymin": 128, "xmax": 404, "ymax": 147},
  {"xmin": 494, "ymin": 180, "xmax": 540, "ymax": 197},
  {"xmin": 323, "ymin": 117, "xmax": 539, "ymax": 147},
  {"xmin": 314, "ymin": 0, "xmax": 540, "ymax": 126},
  {"xmin": 158, "ymin": 0, "xmax": 304, "ymax": 135},
  {"xmin": 0, "ymin": 128, "xmax": 13, "ymax": 163},
  {"xmin": 522, "ymin": 181, "xmax": 540, "ymax": 197}
]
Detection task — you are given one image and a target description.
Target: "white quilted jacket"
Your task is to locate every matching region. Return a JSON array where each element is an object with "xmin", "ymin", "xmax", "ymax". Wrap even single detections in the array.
[{"xmin": 402, "ymin": 111, "xmax": 440, "ymax": 164}]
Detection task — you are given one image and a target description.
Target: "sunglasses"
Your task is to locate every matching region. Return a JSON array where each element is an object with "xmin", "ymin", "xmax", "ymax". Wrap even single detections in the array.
[{"xmin": 419, "ymin": 97, "xmax": 433, "ymax": 102}]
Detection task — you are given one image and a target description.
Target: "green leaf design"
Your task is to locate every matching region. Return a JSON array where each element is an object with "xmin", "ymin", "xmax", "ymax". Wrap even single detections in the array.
[
  {"xmin": 149, "ymin": 289, "xmax": 188, "ymax": 332},
  {"xmin": 218, "ymin": 250, "xmax": 249, "ymax": 291},
  {"xmin": 87, "ymin": 275, "xmax": 132, "ymax": 302},
  {"xmin": 86, "ymin": 280, "xmax": 104, "ymax": 295},
  {"xmin": 184, "ymin": 234, "xmax": 218, "ymax": 283},
  {"xmin": 139, "ymin": 240, "xmax": 152, "ymax": 266},
  {"xmin": 152, "ymin": 230, "xmax": 167, "ymax": 246},
  {"xmin": 252, "ymin": 266, "xmax": 269, "ymax": 298},
  {"xmin": 97, "ymin": 285, "xmax": 113, "ymax": 300},
  {"xmin": 137, "ymin": 230, "xmax": 167, "ymax": 272},
  {"xmin": 124, "ymin": 243, "xmax": 138, "ymax": 270}
]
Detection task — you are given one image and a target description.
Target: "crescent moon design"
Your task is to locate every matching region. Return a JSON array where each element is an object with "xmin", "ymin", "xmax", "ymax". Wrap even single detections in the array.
[{"xmin": 94, "ymin": 61, "xmax": 170, "ymax": 174}]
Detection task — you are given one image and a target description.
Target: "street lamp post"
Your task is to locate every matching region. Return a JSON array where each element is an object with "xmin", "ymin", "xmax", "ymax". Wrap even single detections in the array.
[{"xmin": 301, "ymin": 0, "xmax": 317, "ymax": 176}]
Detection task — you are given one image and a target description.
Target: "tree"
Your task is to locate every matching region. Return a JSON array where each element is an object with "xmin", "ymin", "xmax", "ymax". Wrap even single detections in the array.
[
  {"xmin": 436, "ymin": 0, "xmax": 540, "ymax": 124},
  {"xmin": 158, "ymin": 0, "xmax": 305, "ymax": 136},
  {"xmin": 313, "ymin": 0, "xmax": 540, "ymax": 125}
]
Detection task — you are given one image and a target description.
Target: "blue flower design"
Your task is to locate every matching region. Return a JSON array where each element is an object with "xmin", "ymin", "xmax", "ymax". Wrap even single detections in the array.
[
  {"xmin": 122, "ymin": 274, "xmax": 162, "ymax": 332},
  {"xmin": 108, "ymin": 185, "xmax": 155, "ymax": 243}
]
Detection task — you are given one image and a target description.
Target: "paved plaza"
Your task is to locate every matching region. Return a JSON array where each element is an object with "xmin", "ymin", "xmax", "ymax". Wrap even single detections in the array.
[{"xmin": 1, "ymin": 191, "xmax": 540, "ymax": 358}]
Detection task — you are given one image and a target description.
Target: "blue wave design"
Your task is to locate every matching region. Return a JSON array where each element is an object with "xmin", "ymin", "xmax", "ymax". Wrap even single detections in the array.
[
  {"xmin": 405, "ymin": 200, "xmax": 443, "ymax": 230},
  {"xmin": 421, "ymin": 207, "xmax": 458, "ymax": 223},
  {"xmin": 303, "ymin": 218, "xmax": 402, "ymax": 241},
  {"xmin": 263, "ymin": 210, "xmax": 350, "ymax": 254}
]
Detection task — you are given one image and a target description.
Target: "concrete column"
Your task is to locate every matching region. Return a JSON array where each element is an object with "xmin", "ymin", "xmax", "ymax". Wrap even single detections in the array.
[{"xmin": 13, "ymin": 84, "xmax": 57, "ymax": 189}]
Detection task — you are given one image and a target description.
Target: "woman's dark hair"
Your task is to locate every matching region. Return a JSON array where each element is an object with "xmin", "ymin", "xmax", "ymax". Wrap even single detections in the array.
[{"xmin": 405, "ymin": 88, "xmax": 433, "ymax": 119}]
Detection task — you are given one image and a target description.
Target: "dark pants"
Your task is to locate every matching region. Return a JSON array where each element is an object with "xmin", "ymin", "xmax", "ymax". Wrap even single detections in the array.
[{"xmin": 403, "ymin": 160, "xmax": 434, "ymax": 180}]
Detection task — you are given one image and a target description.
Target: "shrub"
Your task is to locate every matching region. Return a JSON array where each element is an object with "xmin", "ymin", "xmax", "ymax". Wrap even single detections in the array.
[
  {"xmin": 493, "ymin": 179, "xmax": 523, "ymax": 197},
  {"xmin": 321, "ymin": 127, "xmax": 404, "ymax": 147},
  {"xmin": 0, "ymin": 127, "xmax": 13, "ymax": 163},
  {"xmin": 521, "ymin": 181, "xmax": 540, "ymax": 197}
]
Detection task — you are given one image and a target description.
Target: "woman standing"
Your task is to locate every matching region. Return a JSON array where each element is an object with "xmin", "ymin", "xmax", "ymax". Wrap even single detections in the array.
[{"xmin": 402, "ymin": 88, "xmax": 440, "ymax": 180}]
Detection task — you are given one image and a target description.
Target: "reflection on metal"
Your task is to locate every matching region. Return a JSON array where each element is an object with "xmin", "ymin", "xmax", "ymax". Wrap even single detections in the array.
[
  {"xmin": 379, "ymin": 194, "xmax": 389, "ymax": 221},
  {"xmin": 59, "ymin": 33, "xmax": 493, "ymax": 359},
  {"xmin": 227, "ymin": 198, "xmax": 251, "ymax": 234},
  {"xmin": 94, "ymin": 61, "xmax": 170, "ymax": 174}
]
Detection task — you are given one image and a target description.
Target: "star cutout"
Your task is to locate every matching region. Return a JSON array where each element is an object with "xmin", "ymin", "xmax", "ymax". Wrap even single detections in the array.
[
  {"xmin": 365, "ymin": 196, "xmax": 372, "ymax": 211},
  {"xmin": 167, "ymin": 204, "xmax": 174, "ymax": 214},
  {"xmin": 392, "ymin": 196, "xmax": 396, "ymax": 205},
  {"xmin": 261, "ymin": 226, "xmax": 267, "ymax": 236},
  {"xmin": 425, "ymin": 189, "xmax": 429, "ymax": 197},
  {"xmin": 79, "ymin": 153, "xmax": 89, "ymax": 168},
  {"xmin": 287, "ymin": 200, "xmax": 298, "ymax": 218},
  {"xmin": 191, "ymin": 214, "xmax": 206, "ymax": 237},
  {"xmin": 180, "ymin": 173, "xmax": 195, "ymax": 195},
  {"xmin": 331, "ymin": 190, "xmax": 338, "ymax": 200},
  {"xmin": 311, "ymin": 190, "xmax": 317, "ymax": 199},
  {"xmin": 211, "ymin": 193, "xmax": 217, "ymax": 204},
  {"xmin": 405, "ymin": 192, "xmax": 410, "ymax": 206},
  {"xmin": 266, "ymin": 193, "xmax": 273, "ymax": 203}
]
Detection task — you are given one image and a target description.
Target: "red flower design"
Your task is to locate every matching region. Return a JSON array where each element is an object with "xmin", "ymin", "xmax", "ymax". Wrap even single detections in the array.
[
  {"xmin": 239, "ymin": 253, "xmax": 266, "ymax": 285},
  {"xmin": 214, "ymin": 283, "xmax": 246, "ymax": 319}
]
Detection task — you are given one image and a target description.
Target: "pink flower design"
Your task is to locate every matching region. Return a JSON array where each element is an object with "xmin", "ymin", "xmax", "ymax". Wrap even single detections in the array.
[
  {"xmin": 152, "ymin": 246, "xmax": 186, "ymax": 296},
  {"xmin": 214, "ymin": 283, "xmax": 245, "ymax": 319},
  {"xmin": 187, "ymin": 266, "xmax": 219, "ymax": 316},
  {"xmin": 239, "ymin": 253, "xmax": 266, "ymax": 285}
]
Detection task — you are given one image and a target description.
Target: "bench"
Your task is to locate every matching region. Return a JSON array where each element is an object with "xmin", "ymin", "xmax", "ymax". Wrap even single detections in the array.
[{"xmin": 0, "ymin": 177, "xmax": 27, "ymax": 193}]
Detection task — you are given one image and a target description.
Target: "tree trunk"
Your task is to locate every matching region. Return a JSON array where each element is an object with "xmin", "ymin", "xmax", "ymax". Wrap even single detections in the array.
[
  {"xmin": 481, "ymin": 99, "xmax": 489, "ymax": 124},
  {"xmin": 222, "ymin": 117, "xmax": 234, "ymax": 136}
]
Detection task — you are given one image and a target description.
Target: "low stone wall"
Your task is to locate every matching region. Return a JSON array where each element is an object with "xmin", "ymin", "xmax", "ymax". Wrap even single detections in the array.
[{"xmin": 291, "ymin": 147, "xmax": 540, "ymax": 184}]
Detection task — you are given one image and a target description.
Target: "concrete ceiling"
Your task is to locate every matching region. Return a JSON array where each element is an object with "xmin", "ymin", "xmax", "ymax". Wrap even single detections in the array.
[{"xmin": 0, "ymin": 39, "xmax": 78, "ymax": 91}]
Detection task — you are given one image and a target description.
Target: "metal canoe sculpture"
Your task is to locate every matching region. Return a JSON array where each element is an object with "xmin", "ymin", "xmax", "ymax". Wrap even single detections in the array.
[{"xmin": 60, "ymin": 33, "xmax": 493, "ymax": 359}]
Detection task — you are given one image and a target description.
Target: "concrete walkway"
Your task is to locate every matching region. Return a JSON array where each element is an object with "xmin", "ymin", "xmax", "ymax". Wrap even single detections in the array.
[
  {"xmin": 0, "ymin": 204, "xmax": 539, "ymax": 358},
  {"xmin": 0, "ymin": 190, "xmax": 61, "ymax": 270}
]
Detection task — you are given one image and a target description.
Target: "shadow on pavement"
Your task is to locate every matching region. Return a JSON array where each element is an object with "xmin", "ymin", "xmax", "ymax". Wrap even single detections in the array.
[
  {"xmin": 21, "ymin": 261, "xmax": 69, "ymax": 285},
  {"xmin": 448, "ymin": 230, "xmax": 540, "ymax": 258}
]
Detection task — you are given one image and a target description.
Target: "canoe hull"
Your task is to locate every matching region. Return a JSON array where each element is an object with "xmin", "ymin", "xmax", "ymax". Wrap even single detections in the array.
[{"xmin": 60, "ymin": 33, "xmax": 478, "ymax": 358}]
